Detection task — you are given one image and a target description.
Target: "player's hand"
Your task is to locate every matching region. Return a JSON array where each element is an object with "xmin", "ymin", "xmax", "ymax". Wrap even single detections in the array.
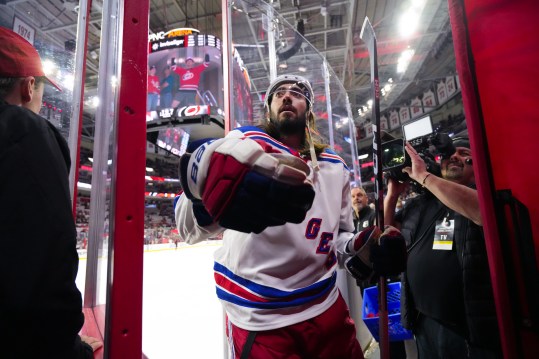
[
  {"xmin": 344, "ymin": 225, "xmax": 407, "ymax": 280},
  {"xmin": 179, "ymin": 138, "xmax": 315, "ymax": 233},
  {"xmin": 370, "ymin": 225, "xmax": 407, "ymax": 276},
  {"xmin": 344, "ymin": 226, "xmax": 381, "ymax": 280}
]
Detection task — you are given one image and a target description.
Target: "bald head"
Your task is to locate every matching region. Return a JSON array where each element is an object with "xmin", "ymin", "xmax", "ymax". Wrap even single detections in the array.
[{"xmin": 351, "ymin": 187, "xmax": 368, "ymax": 214}]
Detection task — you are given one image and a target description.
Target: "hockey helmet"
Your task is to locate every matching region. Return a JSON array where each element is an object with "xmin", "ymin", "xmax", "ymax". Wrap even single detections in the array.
[{"xmin": 264, "ymin": 74, "xmax": 314, "ymax": 110}]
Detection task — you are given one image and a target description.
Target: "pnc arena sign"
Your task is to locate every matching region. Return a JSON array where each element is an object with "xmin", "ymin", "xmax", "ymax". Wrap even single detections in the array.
[
  {"xmin": 149, "ymin": 27, "xmax": 222, "ymax": 53},
  {"xmin": 149, "ymin": 27, "xmax": 200, "ymax": 42}
]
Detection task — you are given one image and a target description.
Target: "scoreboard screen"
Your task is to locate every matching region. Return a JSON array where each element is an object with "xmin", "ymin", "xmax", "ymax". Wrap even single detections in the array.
[{"xmin": 149, "ymin": 34, "xmax": 222, "ymax": 53}]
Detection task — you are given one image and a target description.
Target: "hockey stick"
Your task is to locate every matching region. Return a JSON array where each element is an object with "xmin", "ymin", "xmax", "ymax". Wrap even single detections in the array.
[{"xmin": 360, "ymin": 17, "xmax": 390, "ymax": 359}]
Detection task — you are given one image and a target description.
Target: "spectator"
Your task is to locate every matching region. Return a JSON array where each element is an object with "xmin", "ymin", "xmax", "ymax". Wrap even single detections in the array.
[
  {"xmin": 159, "ymin": 66, "xmax": 175, "ymax": 109},
  {"xmin": 175, "ymin": 74, "xmax": 406, "ymax": 358},
  {"xmin": 351, "ymin": 186, "xmax": 376, "ymax": 232},
  {"xmin": 384, "ymin": 139, "xmax": 501, "ymax": 358},
  {"xmin": 0, "ymin": 27, "xmax": 102, "ymax": 358},
  {"xmin": 171, "ymin": 56, "xmax": 208, "ymax": 107},
  {"xmin": 147, "ymin": 65, "xmax": 160, "ymax": 111}
]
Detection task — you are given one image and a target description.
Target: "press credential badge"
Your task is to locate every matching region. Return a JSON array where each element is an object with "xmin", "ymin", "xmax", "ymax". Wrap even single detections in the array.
[{"xmin": 433, "ymin": 217, "xmax": 454, "ymax": 250}]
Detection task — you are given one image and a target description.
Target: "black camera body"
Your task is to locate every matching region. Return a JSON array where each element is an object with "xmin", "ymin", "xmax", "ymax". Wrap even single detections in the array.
[
  {"xmin": 381, "ymin": 116, "xmax": 457, "ymax": 185},
  {"xmin": 382, "ymin": 136, "xmax": 442, "ymax": 183}
]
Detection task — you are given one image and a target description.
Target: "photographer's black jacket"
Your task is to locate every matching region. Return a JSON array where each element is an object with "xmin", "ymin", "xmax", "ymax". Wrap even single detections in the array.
[
  {"xmin": 353, "ymin": 205, "xmax": 376, "ymax": 233},
  {"xmin": 397, "ymin": 191, "xmax": 500, "ymax": 351},
  {"xmin": 0, "ymin": 99, "xmax": 91, "ymax": 358}
]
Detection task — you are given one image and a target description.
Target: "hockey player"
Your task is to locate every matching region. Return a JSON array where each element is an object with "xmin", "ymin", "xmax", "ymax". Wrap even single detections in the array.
[{"xmin": 175, "ymin": 74, "xmax": 406, "ymax": 358}]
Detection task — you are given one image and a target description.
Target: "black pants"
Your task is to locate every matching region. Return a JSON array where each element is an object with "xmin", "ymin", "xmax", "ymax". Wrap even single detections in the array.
[{"xmin": 414, "ymin": 314, "xmax": 500, "ymax": 359}]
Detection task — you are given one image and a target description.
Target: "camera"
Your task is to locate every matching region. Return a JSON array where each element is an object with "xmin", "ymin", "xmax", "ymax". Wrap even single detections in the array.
[{"xmin": 381, "ymin": 115, "xmax": 457, "ymax": 184}]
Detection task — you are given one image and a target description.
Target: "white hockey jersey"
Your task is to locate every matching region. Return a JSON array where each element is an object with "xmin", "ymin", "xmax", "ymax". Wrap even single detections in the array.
[{"xmin": 175, "ymin": 126, "xmax": 355, "ymax": 331}]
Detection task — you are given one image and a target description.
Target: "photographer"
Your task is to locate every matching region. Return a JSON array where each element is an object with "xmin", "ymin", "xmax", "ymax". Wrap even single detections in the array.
[{"xmin": 384, "ymin": 138, "xmax": 501, "ymax": 358}]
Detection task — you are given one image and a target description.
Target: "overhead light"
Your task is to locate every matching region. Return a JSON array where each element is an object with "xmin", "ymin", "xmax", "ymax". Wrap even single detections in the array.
[
  {"xmin": 298, "ymin": 65, "xmax": 307, "ymax": 72},
  {"xmin": 279, "ymin": 62, "xmax": 288, "ymax": 69},
  {"xmin": 146, "ymin": 167, "xmax": 154, "ymax": 172},
  {"xmin": 399, "ymin": 0, "xmax": 426, "ymax": 38},
  {"xmin": 397, "ymin": 48, "xmax": 415, "ymax": 73},
  {"xmin": 358, "ymin": 154, "xmax": 369, "ymax": 160},
  {"xmin": 399, "ymin": 10, "xmax": 419, "ymax": 38},
  {"xmin": 42, "ymin": 59, "xmax": 56, "ymax": 76}
]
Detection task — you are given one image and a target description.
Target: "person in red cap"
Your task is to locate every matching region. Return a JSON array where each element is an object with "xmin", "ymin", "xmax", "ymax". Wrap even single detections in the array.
[{"xmin": 0, "ymin": 27, "xmax": 103, "ymax": 358}]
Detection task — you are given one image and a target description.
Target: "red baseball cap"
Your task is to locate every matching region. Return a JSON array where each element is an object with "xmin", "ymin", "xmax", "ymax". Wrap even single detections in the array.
[{"xmin": 0, "ymin": 26, "xmax": 61, "ymax": 91}]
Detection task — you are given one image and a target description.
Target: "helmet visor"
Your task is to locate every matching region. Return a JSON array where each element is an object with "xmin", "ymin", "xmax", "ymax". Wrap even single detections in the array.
[{"xmin": 267, "ymin": 82, "xmax": 312, "ymax": 108}]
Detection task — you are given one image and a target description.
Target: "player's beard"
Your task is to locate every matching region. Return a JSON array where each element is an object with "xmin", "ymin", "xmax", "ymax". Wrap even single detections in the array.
[
  {"xmin": 266, "ymin": 104, "xmax": 307, "ymax": 137},
  {"xmin": 275, "ymin": 112, "xmax": 307, "ymax": 137}
]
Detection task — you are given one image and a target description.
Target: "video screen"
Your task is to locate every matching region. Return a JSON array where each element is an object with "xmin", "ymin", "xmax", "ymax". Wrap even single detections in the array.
[
  {"xmin": 148, "ymin": 31, "xmax": 223, "ymax": 112},
  {"xmin": 155, "ymin": 127, "xmax": 190, "ymax": 157},
  {"xmin": 147, "ymin": 28, "xmax": 253, "ymax": 125}
]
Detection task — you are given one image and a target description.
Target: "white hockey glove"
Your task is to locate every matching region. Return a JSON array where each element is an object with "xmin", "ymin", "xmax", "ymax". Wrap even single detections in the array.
[{"xmin": 179, "ymin": 137, "xmax": 315, "ymax": 233}]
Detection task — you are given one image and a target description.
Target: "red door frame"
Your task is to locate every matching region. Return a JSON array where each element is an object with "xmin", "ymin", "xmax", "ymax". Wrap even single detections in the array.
[
  {"xmin": 449, "ymin": 0, "xmax": 539, "ymax": 358},
  {"xmin": 106, "ymin": 0, "xmax": 149, "ymax": 357}
]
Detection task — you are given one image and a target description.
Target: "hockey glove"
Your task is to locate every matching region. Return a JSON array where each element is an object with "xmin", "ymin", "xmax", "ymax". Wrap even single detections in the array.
[
  {"xmin": 344, "ymin": 226, "xmax": 382, "ymax": 280},
  {"xmin": 344, "ymin": 226, "xmax": 407, "ymax": 280},
  {"xmin": 179, "ymin": 138, "xmax": 315, "ymax": 233},
  {"xmin": 370, "ymin": 226, "xmax": 407, "ymax": 277}
]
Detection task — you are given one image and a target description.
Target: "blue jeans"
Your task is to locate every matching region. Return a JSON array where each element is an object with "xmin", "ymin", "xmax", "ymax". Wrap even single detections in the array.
[
  {"xmin": 147, "ymin": 93, "xmax": 159, "ymax": 111},
  {"xmin": 160, "ymin": 92, "xmax": 172, "ymax": 109}
]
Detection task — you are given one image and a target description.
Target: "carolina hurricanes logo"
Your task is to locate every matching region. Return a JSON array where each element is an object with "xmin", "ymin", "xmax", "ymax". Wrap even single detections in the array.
[
  {"xmin": 184, "ymin": 106, "xmax": 201, "ymax": 116},
  {"xmin": 176, "ymin": 105, "xmax": 205, "ymax": 117},
  {"xmin": 182, "ymin": 71, "xmax": 194, "ymax": 81}
]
